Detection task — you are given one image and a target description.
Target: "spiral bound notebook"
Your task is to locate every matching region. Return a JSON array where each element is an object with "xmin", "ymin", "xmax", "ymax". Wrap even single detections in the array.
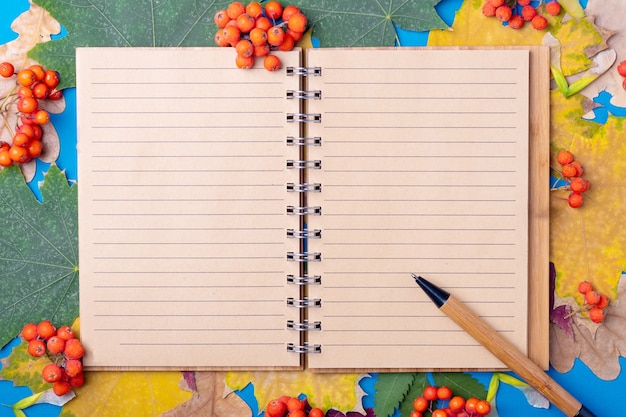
[{"xmin": 76, "ymin": 46, "xmax": 550, "ymax": 371}]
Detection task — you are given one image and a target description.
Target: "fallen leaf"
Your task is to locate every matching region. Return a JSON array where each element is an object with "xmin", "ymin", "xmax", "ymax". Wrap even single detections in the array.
[
  {"xmin": 0, "ymin": 165, "xmax": 78, "ymax": 350},
  {"xmin": 0, "ymin": 339, "xmax": 54, "ymax": 393},
  {"xmin": 225, "ymin": 371, "xmax": 367, "ymax": 414},
  {"xmin": 0, "ymin": 1, "xmax": 65, "ymax": 182},
  {"xmin": 160, "ymin": 372, "xmax": 250, "ymax": 417}
]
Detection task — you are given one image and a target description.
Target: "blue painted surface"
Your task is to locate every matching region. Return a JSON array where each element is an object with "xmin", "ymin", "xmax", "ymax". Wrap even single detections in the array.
[{"xmin": 1, "ymin": 0, "xmax": 624, "ymax": 416}]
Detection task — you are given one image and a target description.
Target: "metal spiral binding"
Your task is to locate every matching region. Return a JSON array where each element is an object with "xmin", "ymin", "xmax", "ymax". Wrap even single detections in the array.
[
  {"xmin": 286, "ymin": 159, "xmax": 321, "ymax": 169},
  {"xmin": 287, "ymin": 113, "xmax": 321, "ymax": 123},
  {"xmin": 287, "ymin": 343, "xmax": 322, "ymax": 354},
  {"xmin": 287, "ymin": 320, "xmax": 322, "ymax": 331},
  {"xmin": 287, "ymin": 229, "xmax": 321, "ymax": 239},
  {"xmin": 286, "ymin": 89, "xmax": 322, "ymax": 100},
  {"xmin": 286, "ymin": 183, "xmax": 321, "ymax": 192},
  {"xmin": 287, "ymin": 252, "xmax": 321, "ymax": 262},
  {"xmin": 286, "ymin": 205, "xmax": 322, "ymax": 216},
  {"xmin": 286, "ymin": 274, "xmax": 322, "ymax": 285},
  {"xmin": 286, "ymin": 136, "xmax": 322, "ymax": 146},
  {"xmin": 287, "ymin": 297, "xmax": 322, "ymax": 308},
  {"xmin": 285, "ymin": 66, "xmax": 322, "ymax": 76}
]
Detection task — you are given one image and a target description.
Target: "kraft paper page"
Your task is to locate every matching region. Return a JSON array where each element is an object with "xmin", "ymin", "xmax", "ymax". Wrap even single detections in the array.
[
  {"xmin": 77, "ymin": 47, "xmax": 302, "ymax": 369},
  {"xmin": 306, "ymin": 48, "xmax": 531, "ymax": 370}
]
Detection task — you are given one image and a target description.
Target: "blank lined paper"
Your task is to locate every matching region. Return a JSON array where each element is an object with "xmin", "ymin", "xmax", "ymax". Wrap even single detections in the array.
[
  {"xmin": 77, "ymin": 48, "xmax": 302, "ymax": 369},
  {"xmin": 305, "ymin": 48, "xmax": 530, "ymax": 370}
]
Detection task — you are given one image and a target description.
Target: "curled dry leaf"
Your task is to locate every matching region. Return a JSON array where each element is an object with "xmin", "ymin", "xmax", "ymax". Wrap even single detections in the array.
[
  {"xmin": 160, "ymin": 371, "xmax": 251, "ymax": 417},
  {"xmin": 0, "ymin": 1, "xmax": 64, "ymax": 182}
]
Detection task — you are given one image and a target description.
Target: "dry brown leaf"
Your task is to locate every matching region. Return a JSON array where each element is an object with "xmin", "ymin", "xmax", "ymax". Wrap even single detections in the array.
[
  {"xmin": 550, "ymin": 274, "xmax": 626, "ymax": 380},
  {"xmin": 0, "ymin": 1, "xmax": 64, "ymax": 181},
  {"xmin": 160, "ymin": 372, "xmax": 251, "ymax": 417},
  {"xmin": 581, "ymin": 0, "xmax": 626, "ymax": 106}
]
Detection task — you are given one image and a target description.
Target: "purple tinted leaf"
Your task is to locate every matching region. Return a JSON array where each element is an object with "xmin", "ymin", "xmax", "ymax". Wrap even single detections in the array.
[
  {"xmin": 182, "ymin": 371, "xmax": 196, "ymax": 391},
  {"xmin": 550, "ymin": 304, "xmax": 574, "ymax": 337},
  {"xmin": 550, "ymin": 262, "xmax": 556, "ymax": 310}
]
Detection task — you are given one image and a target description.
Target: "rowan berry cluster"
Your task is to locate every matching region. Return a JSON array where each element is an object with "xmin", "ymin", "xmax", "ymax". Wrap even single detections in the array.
[
  {"xmin": 0, "ymin": 62, "xmax": 62, "ymax": 167},
  {"xmin": 617, "ymin": 60, "xmax": 626, "ymax": 91},
  {"xmin": 265, "ymin": 395, "xmax": 324, "ymax": 417},
  {"xmin": 577, "ymin": 281, "xmax": 610, "ymax": 324},
  {"xmin": 411, "ymin": 385, "xmax": 491, "ymax": 417},
  {"xmin": 556, "ymin": 150, "xmax": 590, "ymax": 208},
  {"xmin": 213, "ymin": 1, "xmax": 307, "ymax": 71},
  {"xmin": 21, "ymin": 320, "xmax": 85, "ymax": 396},
  {"xmin": 482, "ymin": 0, "xmax": 561, "ymax": 30}
]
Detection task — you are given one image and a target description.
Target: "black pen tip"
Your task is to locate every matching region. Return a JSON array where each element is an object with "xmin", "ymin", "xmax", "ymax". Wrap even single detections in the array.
[
  {"xmin": 411, "ymin": 274, "xmax": 450, "ymax": 308},
  {"xmin": 574, "ymin": 405, "xmax": 597, "ymax": 417}
]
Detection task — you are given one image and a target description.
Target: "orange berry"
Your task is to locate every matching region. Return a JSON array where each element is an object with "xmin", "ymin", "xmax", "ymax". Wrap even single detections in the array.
[
  {"xmin": 17, "ymin": 97, "xmax": 38, "ymax": 113},
  {"xmin": 266, "ymin": 399, "xmax": 287, "ymax": 417},
  {"xmin": 263, "ymin": 54, "xmax": 281, "ymax": 71},
  {"xmin": 12, "ymin": 132, "xmax": 30, "ymax": 147},
  {"xmin": 37, "ymin": 320, "xmax": 57, "ymax": 340},
  {"xmin": 570, "ymin": 177, "xmax": 589, "ymax": 193},
  {"xmin": 222, "ymin": 25, "xmax": 241, "ymax": 45},
  {"xmin": 495, "ymin": 5, "xmax": 512, "ymax": 22},
  {"xmin": 309, "ymin": 408, "xmax": 324, "ymax": 417},
  {"xmin": 437, "ymin": 386, "xmax": 453, "ymax": 400},
  {"xmin": 286, "ymin": 28, "xmax": 303, "ymax": 42},
  {"xmin": 236, "ymin": 13, "xmax": 256, "ymax": 33},
  {"xmin": 56, "ymin": 325, "xmax": 75, "ymax": 341},
  {"xmin": 517, "ymin": 0, "xmax": 531, "ymax": 5},
  {"xmin": 17, "ymin": 69, "xmax": 36, "ymax": 86},
  {"xmin": 482, "ymin": 1, "xmax": 496, "ymax": 17},
  {"xmin": 32, "ymin": 82, "xmax": 50, "ymax": 99},
  {"xmin": 267, "ymin": 26, "xmax": 285, "ymax": 46},
  {"xmin": 597, "ymin": 294, "xmax": 609, "ymax": 309},
  {"xmin": 282, "ymin": 5, "xmax": 300, "ymax": 21},
  {"xmin": 413, "ymin": 397, "xmax": 429, "ymax": 412},
  {"xmin": 286, "ymin": 397, "xmax": 304, "ymax": 412},
  {"xmin": 17, "ymin": 86, "xmax": 33, "ymax": 98},
  {"xmin": 423, "ymin": 386, "xmax": 438, "ymax": 401},
  {"xmin": 0, "ymin": 61, "xmax": 14, "ymax": 78},
  {"xmin": 557, "ymin": 150, "xmax": 574, "ymax": 165},
  {"xmin": 64, "ymin": 358, "xmax": 83, "ymax": 377},
  {"xmin": 449, "ymin": 396, "xmax": 466, "ymax": 413},
  {"xmin": 570, "ymin": 161, "xmax": 584, "ymax": 176},
  {"xmin": 567, "ymin": 192, "xmax": 583, "ymax": 208},
  {"xmin": 489, "ymin": 0, "xmax": 504, "ymax": 6},
  {"xmin": 475, "ymin": 400, "xmax": 492, "ymax": 416},
  {"xmin": 64, "ymin": 338, "xmax": 85, "ymax": 359},
  {"xmin": 278, "ymin": 33, "xmax": 295, "ymax": 51},
  {"xmin": 253, "ymin": 43, "xmax": 270, "ymax": 57},
  {"xmin": 618, "ymin": 60, "xmax": 626, "ymax": 77},
  {"xmin": 214, "ymin": 30, "xmax": 230, "ymax": 47},
  {"xmin": 214, "ymin": 9, "xmax": 230, "ymax": 28},
  {"xmin": 31, "ymin": 124, "xmax": 43, "ymax": 140},
  {"xmin": 28, "ymin": 64, "xmax": 45, "ymax": 81},
  {"xmin": 226, "ymin": 1, "xmax": 245, "ymax": 19},
  {"xmin": 465, "ymin": 397, "xmax": 479, "ymax": 414},
  {"xmin": 585, "ymin": 290, "xmax": 601, "ymax": 305},
  {"xmin": 264, "ymin": 1, "xmax": 283, "ymax": 20},
  {"xmin": 47, "ymin": 336, "xmax": 66, "ymax": 355},
  {"xmin": 431, "ymin": 410, "xmax": 447, "ymax": 417},
  {"xmin": 287, "ymin": 13, "xmax": 307, "ymax": 33},
  {"xmin": 34, "ymin": 109, "xmax": 50, "ymax": 125},
  {"xmin": 521, "ymin": 5, "xmax": 537, "ymax": 21},
  {"xmin": 27, "ymin": 339, "xmax": 46, "ymax": 357},
  {"xmin": 42, "ymin": 363, "xmax": 63, "ymax": 383},
  {"xmin": 52, "ymin": 380, "xmax": 71, "ymax": 396},
  {"xmin": 508, "ymin": 14, "xmax": 524, "ymax": 29},
  {"xmin": 249, "ymin": 27, "xmax": 268, "ymax": 46},
  {"xmin": 69, "ymin": 372, "xmax": 85, "ymax": 387},
  {"xmin": 256, "ymin": 16, "xmax": 272, "ymax": 31},
  {"xmin": 21, "ymin": 323, "xmax": 39, "ymax": 341},
  {"xmin": 561, "ymin": 163, "xmax": 578, "ymax": 178},
  {"xmin": 235, "ymin": 54, "xmax": 254, "ymax": 69},
  {"xmin": 16, "ymin": 124, "xmax": 35, "ymax": 139},
  {"xmin": 577, "ymin": 281, "xmax": 593, "ymax": 294},
  {"xmin": 546, "ymin": 1, "xmax": 561, "ymax": 15},
  {"xmin": 589, "ymin": 306, "xmax": 605, "ymax": 323},
  {"xmin": 235, "ymin": 39, "xmax": 254, "ymax": 58},
  {"xmin": 43, "ymin": 69, "xmax": 60, "ymax": 89},
  {"xmin": 246, "ymin": 2, "xmax": 263, "ymax": 18},
  {"xmin": 0, "ymin": 150, "xmax": 11, "ymax": 167},
  {"xmin": 289, "ymin": 411, "xmax": 306, "ymax": 417},
  {"xmin": 531, "ymin": 14, "xmax": 548, "ymax": 30}
]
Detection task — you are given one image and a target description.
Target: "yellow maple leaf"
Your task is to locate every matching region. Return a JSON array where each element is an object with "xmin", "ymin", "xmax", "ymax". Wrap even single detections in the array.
[
  {"xmin": 60, "ymin": 371, "xmax": 192, "ymax": 417},
  {"xmin": 225, "ymin": 371, "xmax": 367, "ymax": 414},
  {"xmin": 550, "ymin": 90, "xmax": 626, "ymax": 301}
]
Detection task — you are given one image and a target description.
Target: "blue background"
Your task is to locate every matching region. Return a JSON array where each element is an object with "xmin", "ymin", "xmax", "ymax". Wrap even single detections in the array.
[{"xmin": 0, "ymin": 0, "xmax": 623, "ymax": 416}]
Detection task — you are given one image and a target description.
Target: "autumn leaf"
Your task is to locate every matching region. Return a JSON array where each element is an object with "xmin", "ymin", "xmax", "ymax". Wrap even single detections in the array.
[
  {"xmin": 287, "ymin": 0, "xmax": 448, "ymax": 47},
  {"xmin": 0, "ymin": 1, "xmax": 65, "ymax": 182},
  {"xmin": 160, "ymin": 372, "xmax": 251, "ymax": 417},
  {"xmin": 225, "ymin": 371, "xmax": 367, "ymax": 415},
  {"xmin": 0, "ymin": 165, "xmax": 78, "ymax": 350},
  {"xmin": 0, "ymin": 339, "xmax": 54, "ymax": 393}
]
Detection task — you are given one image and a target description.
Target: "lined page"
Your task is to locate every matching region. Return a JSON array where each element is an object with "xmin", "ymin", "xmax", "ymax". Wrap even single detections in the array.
[
  {"xmin": 77, "ymin": 48, "xmax": 302, "ymax": 369},
  {"xmin": 305, "ymin": 48, "xmax": 530, "ymax": 370}
]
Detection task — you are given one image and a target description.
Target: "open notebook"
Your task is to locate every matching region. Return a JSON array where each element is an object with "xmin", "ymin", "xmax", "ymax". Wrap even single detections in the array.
[{"xmin": 76, "ymin": 46, "xmax": 550, "ymax": 371}]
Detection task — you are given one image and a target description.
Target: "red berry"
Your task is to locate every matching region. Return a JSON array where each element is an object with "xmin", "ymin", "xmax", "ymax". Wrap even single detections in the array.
[
  {"xmin": 437, "ymin": 386, "xmax": 453, "ymax": 400},
  {"xmin": 27, "ymin": 339, "xmax": 46, "ymax": 357},
  {"xmin": 618, "ymin": 60, "xmax": 626, "ymax": 77},
  {"xmin": 64, "ymin": 338, "xmax": 86, "ymax": 359},
  {"xmin": 52, "ymin": 380, "xmax": 71, "ymax": 396},
  {"xmin": 585, "ymin": 290, "xmax": 601, "ymax": 305},
  {"xmin": 570, "ymin": 177, "xmax": 589, "ymax": 193},
  {"xmin": 521, "ymin": 5, "xmax": 537, "ymax": 21},
  {"xmin": 47, "ymin": 336, "xmax": 66, "ymax": 355},
  {"xmin": 546, "ymin": 1, "xmax": 562, "ymax": 16},
  {"xmin": 577, "ymin": 281, "xmax": 593, "ymax": 294},
  {"xmin": 475, "ymin": 400, "xmax": 492, "ymax": 416},
  {"xmin": 482, "ymin": 2, "xmax": 497, "ymax": 16},
  {"xmin": 557, "ymin": 150, "xmax": 574, "ymax": 165},
  {"xmin": 449, "ymin": 396, "xmax": 466, "ymax": 413},
  {"xmin": 37, "ymin": 320, "xmax": 56, "ymax": 340},
  {"xmin": 568, "ymin": 192, "xmax": 583, "ymax": 208},
  {"xmin": 42, "ymin": 363, "xmax": 64, "ymax": 383},
  {"xmin": 589, "ymin": 307, "xmax": 605, "ymax": 323},
  {"xmin": 0, "ymin": 62, "xmax": 14, "ymax": 78},
  {"xmin": 423, "ymin": 386, "xmax": 439, "ymax": 401},
  {"xmin": 495, "ymin": 5, "xmax": 512, "ymax": 22},
  {"xmin": 531, "ymin": 15, "xmax": 548, "ymax": 30},
  {"xmin": 413, "ymin": 396, "xmax": 429, "ymax": 412},
  {"xmin": 508, "ymin": 14, "xmax": 524, "ymax": 29},
  {"xmin": 21, "ymin": 323, "xmax": 39, "ymax": 341}
]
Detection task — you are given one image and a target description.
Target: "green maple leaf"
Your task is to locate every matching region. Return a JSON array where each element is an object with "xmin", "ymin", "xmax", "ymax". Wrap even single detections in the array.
[
  {"xmin": 28, "ymin": 0, "xmax": 446, "ymax": 89},
  {"xmin": 0, "ymin": 165, "xmax": 78, "ymax": 349},
  {"xmin": 289, "ymin": 0, "xmax": 447, "ymax": 47},
  {"xmin": 374, "ymin": 372, "xmax": 417, "ymax": 417}
]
